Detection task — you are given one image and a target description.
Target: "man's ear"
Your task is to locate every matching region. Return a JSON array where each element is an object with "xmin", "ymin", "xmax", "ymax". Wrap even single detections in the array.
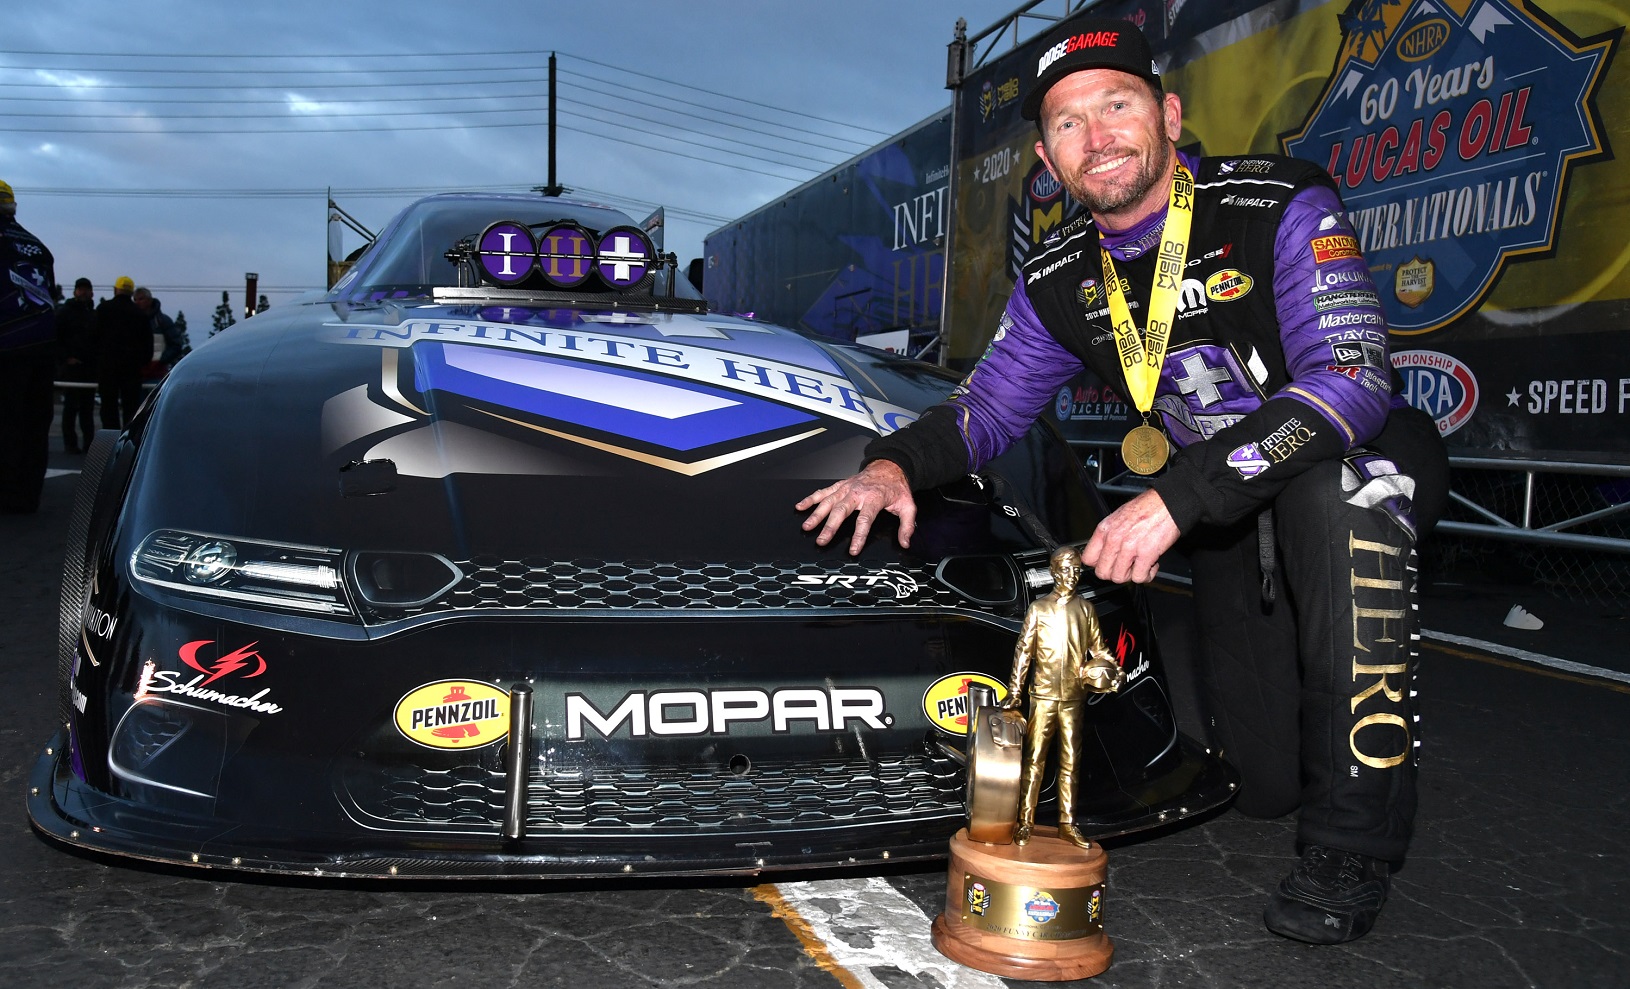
[
  {"xmin": 1163, "ymin": 92, "xmax": 1183, "ymax": 143},
  {"xmin": 1035, "ymin": 139, "xmax": 1061, "ymax": 182}
]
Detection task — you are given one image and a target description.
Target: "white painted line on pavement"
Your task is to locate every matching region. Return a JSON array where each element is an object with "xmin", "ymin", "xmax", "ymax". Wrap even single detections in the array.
[
  {"xmin": 765, "ymin": 877, "xmax": 1006, "ymax": 989},
  {"xmin": 45, "ymin": 468, "xmax": 80, "ymax": 479},
  {"xmin": 1420, "ymin": 629, "xmax": 1630, "ymax": 686}
]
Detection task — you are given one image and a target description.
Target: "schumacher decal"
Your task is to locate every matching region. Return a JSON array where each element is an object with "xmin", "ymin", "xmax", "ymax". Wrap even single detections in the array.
[{"xmin": 565, "ymin": 686, "xmax": 891, "ymax": 739}]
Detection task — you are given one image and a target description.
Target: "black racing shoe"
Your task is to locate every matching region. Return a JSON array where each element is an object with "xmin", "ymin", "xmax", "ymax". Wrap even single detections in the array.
[{"xmin": 1263, "ymin": 845, "xmax": 1391, "ymax": 944}]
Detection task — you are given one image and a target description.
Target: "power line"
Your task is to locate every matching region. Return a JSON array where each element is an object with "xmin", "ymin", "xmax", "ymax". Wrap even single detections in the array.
[{"xmin": 564, "ymin": 53, "xmax": 893, "ymax": 137}]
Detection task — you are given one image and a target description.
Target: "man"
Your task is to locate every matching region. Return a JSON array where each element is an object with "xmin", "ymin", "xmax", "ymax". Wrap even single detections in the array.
[
  {"xmin": 133, "ymin": 285, "xmax": 188, "ymax": 368},
  {"xmin": 798, "ymin": 18, "xmax": 1448, "ymax": 944},
  {"xmin": 1004, "ymin": 546, "xmax": 1124, "ymax": 849},
  {"xmin": 0, "ymin": 179, "xmax": 59, "ymax": 513},
  {"xmin": 95, "ymin": 275, "xmax": 149, "ymax": 429},
  {"xmin": 56, "ymin": 277, "xmax": 99, "ymax": 454}
]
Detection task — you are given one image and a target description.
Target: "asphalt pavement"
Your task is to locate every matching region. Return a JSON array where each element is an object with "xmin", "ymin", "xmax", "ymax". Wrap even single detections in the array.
[{"xmin": 3, "ymin": 441, "xmax": 1627, "ymax": 988}]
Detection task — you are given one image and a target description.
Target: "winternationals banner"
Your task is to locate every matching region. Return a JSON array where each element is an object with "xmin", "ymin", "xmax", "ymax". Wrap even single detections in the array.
[{"xmin": 947, "ymin": 0, "xmax": 1627, "ymax": 463}]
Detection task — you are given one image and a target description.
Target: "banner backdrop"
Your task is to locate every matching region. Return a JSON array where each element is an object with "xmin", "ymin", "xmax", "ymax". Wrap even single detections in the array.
[
  {"xmin": 947, "ymin": 0, "xmax": 1626, "ymax": 463},
  {"xmin": 704, "ymin": 113, "xmax": 950, "ymax": 352}
]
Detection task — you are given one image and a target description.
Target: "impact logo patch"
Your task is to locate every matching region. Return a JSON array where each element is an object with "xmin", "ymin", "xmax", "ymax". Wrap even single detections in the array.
[
  {"xmin": 1281, "ymin": 0, "xmax": 1616, "ymax": 333},
  {"xmin": 1393, "ymin": 349, "xmax": 1479, "ymax": 435},
  {"xmin": 395, "ymin": 680, "xmax": 510, "ymax": 750},
  {"xmin": 923, "ymin": 672, "xmax": 1009, "ymax": 735}
]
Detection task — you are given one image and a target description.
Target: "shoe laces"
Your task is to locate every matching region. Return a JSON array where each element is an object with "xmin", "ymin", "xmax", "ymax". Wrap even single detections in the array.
[{"xmin": 1302, "ymin": 845, "xmax": 1368, "ymax": 887}]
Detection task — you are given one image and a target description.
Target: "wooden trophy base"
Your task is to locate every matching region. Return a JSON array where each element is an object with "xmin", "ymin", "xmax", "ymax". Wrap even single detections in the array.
[{"xmin": 931, "ymin": 826, "xmax": 1113, "ymax": 981}]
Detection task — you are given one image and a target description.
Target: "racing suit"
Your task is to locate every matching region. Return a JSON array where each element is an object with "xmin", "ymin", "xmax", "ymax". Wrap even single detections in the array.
[
  {"xmin": 0, "ymin": 214, "xmax": 58, "ymax": 512},
  {"xmin": 866, "ymin": 153, "xmax": 1449, "ymax": 861}
]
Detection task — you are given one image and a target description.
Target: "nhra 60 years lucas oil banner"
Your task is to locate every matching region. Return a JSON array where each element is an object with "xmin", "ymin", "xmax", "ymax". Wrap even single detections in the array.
[{"xmin": 947, "ymin": 0, "xmax": 1627, "ymax": 463}]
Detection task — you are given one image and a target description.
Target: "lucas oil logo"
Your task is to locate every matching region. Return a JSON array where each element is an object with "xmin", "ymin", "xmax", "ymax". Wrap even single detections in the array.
[
  {"xmin": 1280, "ymin": 0, "xmax": 1614, "ymax": 332},
  {"xmin": 922, "ymin": 672, "xmax": 1009, "ymax": 735},
  {"xmin": 395, "ymin": 680, "xmax": 510, "ymax": 749}
]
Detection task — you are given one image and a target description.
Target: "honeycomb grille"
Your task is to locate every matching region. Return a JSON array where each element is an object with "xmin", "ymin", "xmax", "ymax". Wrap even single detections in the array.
[
  {"xmin": 341, "ymin": 750, "xmax": 965, "ymax": 834},
  {"xmin": 403, "ymin": 558, "xmax": 966, "ymax": 614}
]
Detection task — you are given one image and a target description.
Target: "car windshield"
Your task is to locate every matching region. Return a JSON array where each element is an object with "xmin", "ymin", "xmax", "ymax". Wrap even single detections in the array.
[{"xmin": 333, "ymin": 196, "xmax": 701, "ymax": 301}]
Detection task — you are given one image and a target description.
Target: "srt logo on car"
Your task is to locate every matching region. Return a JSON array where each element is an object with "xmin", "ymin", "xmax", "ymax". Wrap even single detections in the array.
[
  {"xmin": 566, "ymin": 686, "xmax": 891, "ymax": 740},
  {"xmin": 792, "ymin": 569, "xmax": 920, "ymax": 599}
]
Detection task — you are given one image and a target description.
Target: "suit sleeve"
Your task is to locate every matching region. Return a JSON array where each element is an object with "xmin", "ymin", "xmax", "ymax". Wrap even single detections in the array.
[
  {"xmin": 863, "ymin": 280, "xmax": 1083, "ymax": 490},
  {"xmin": 1153, "ymin": 185, "xmax": 1394, "ymax": 531}
]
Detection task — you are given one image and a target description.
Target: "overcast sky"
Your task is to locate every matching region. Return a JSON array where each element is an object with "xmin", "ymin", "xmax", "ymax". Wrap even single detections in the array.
[{"xmin": 2, "ymin": 1, "xmax": 1025, "ymax": 328}]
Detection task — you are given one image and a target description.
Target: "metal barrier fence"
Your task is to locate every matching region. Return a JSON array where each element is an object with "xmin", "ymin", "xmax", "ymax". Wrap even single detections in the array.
[{"xmin": 1076, "ymin": 441, "xmax": 1630, "ymax": 607}]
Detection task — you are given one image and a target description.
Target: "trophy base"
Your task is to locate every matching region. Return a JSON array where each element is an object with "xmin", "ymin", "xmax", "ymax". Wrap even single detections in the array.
[{"xmin": 931, "ymin": 826, "xmax": 1113, "ymax": 981}]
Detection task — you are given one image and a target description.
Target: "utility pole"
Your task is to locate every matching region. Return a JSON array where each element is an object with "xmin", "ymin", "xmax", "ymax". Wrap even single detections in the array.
[{"xmin": 542, "ymin": 51, "xmax": 564, "ymax": 197}]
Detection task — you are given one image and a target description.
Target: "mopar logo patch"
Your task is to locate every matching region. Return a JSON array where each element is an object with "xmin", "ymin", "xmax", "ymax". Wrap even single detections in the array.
[
  {"xmin": 922, "ymin": 672, "xmax": 1008, "ymax": 735},
  {"xmin": 565, "ymin": 686, "xmax": 891, "ymax": 740},
  {"xmin": 395, "ymin": 680, "xmax": 510, "ymax": 749}
]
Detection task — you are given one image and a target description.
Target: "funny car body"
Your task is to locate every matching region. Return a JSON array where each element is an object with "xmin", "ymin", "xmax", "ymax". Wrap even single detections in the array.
[{"xmin": 29, "ymin": 192, "xmax": 1234, "ymax": 879}]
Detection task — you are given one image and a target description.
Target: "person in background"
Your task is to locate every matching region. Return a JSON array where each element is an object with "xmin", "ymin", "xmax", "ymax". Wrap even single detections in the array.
[
  {"xmin": 95, "ymin": 275, "xmax": 149, "ymax": 429},
  {"xmin": 133, "ymin": 285, "xmax": 188, "ymax": 369},
  {"xmin": 0, "ymin": 179, "xmax": 59, "ymax": 513},
  {"xmin": 56, "ymin": 277, "xmax": 100, "ymax": 454}
]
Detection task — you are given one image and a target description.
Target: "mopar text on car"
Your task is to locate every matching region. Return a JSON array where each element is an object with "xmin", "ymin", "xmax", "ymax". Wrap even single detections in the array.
[{"xmin": 29, "ymin": 192, "xmax": 1234, "ymax": 878}]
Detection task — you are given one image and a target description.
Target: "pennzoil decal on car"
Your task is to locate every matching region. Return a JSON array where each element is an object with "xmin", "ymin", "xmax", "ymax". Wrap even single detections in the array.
[
  {"xmin": 1280, "ymin": 0, "xmax": 1615, "ymax": 333},
  {"xmin": 395, "ymin": 680, "xmax": 510, "ymax": 749},
  {"xmin": 1204, "ymin": 269, "xmax": 1253, "ymax": 302},
  {"xmin": 923, "ymin": 672, "xmax": 1009, "ymax": 735}
]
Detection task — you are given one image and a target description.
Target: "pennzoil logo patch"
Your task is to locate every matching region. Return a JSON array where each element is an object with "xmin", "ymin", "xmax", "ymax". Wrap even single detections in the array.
[
  {"xmin": 1205, "ymin": 269, "xmax": 1253, "ymax": 302},
  {"xmin": 395, "ymin": 680, "xmax": 510, "ymax": 749}
]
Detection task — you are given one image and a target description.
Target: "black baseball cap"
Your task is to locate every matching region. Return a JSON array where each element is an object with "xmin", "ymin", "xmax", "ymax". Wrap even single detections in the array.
[{"xmin": 1021, "ymin": 17, "xmax": 1162, "ymax": 121}]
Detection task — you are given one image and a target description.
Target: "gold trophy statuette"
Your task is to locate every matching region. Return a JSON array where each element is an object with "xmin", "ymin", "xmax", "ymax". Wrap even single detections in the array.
[{"xmin": 931, "ymin": 546, "xmax": 1125, "ymax": 981}]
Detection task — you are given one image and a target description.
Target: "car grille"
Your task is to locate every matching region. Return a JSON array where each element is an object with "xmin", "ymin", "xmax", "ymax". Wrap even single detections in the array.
[
  {"xmin": 340, "ymin": 750, "xmax": 965, "ymax": 835},
  {"xmin": 402, "ymin": 558, "xmax": 966, "ymax": 615}
]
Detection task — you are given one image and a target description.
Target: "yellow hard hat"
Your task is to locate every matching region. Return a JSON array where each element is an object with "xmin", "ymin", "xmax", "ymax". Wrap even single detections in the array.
[
  {"xmin": 114, "ymin": 276, "xmax": 135, "ymax": 293},
  {"xmin": 0, "ymin": 180, "xmax": 14, "ymax": 206}
]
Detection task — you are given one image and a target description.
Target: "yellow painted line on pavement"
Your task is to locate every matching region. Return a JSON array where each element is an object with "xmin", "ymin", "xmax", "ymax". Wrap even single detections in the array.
[
  {"xmin": 1421, "ymin": 639, "xmax": 1630, "ymax": 696},
  {"xmin": 752, "ymin": 884, "xmax": 865, "ymax": 989}
]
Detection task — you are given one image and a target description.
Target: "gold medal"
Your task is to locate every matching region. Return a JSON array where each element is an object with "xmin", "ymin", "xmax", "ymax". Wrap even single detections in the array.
[
  {"xmin": 1101, "ymin": 161, "xmax": 1193, "ymax": 477},
  {"xmin": 1121, "ymin": 423, "xmax": 1169, "ymax": 476}
]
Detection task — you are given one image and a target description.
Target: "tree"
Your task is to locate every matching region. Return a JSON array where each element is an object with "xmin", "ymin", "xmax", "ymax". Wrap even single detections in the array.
[{"xmin": 210, "ymin": 291, "xmax": 235, "ymax": 337}]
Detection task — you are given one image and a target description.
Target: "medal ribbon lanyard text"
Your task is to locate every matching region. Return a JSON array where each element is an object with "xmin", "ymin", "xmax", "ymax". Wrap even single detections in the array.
[{"xmin": 1099, "ymin": 161, "xmax": 1194, "ymax": 419}]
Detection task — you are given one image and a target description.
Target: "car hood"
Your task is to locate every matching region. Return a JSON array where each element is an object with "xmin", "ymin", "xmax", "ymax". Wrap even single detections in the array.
[{"xmin": 125, "ymin": 300, "xmax": 965, "ymax": 563}]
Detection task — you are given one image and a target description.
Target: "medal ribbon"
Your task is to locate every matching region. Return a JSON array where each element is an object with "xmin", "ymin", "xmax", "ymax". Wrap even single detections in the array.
[{"xmin": 1100, "ymin": 161, "xmax": 1194, "ymax": 415}]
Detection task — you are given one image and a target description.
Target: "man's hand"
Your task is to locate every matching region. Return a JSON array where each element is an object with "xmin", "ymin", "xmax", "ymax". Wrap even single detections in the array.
[
  {"xmin": 1080, "ymin": 488, "xmax": 1180, "ymax": 584},
  {"xmin": 796, "ymin": 460, "xmax": 916, "ymax": 556}
]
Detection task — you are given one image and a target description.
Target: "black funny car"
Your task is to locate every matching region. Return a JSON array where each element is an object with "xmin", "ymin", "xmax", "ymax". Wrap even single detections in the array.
[{"xmin": 29, "ymin": 191, "xmax": 1234, "ymax": 878}]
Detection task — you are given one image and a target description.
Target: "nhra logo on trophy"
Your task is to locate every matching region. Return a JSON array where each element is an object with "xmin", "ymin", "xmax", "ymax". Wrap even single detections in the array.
[{"xmin": 931, "ymin": 547, "xmax": 1124, "ymax": 981}]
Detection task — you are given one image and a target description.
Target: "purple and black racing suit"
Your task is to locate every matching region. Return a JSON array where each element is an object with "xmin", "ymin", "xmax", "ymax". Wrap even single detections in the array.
[{"xmin": 866, "ymin": 153, "xmax": 1449, "ymax": 861}]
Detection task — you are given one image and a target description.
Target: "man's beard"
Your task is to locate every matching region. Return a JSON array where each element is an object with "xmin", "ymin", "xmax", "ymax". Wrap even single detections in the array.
[{"xmin": 1065, "ymin": 140, "xmax": 1172, "ymax": 218}]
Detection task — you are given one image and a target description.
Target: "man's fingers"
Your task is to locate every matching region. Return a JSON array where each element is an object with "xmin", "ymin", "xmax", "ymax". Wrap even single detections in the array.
[{"xmin": 847, "ymin": 514, "xmax": 874, "ymax": 556}]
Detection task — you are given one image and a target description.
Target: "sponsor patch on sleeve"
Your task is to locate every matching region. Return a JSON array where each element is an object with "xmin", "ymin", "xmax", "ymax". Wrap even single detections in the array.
[
  {"xmin": 1227, "ymin": 442, "xmax": 1271, "ymax": 478},
  {"xmin": 1311, "ymin": 235, "xmax": 1362, "ymax": 264}
]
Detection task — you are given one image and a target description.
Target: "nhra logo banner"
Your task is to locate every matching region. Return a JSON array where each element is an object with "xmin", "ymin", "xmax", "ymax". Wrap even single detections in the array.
[
  {"xmin": 1393, "ymin": 349, "xmax": 1481, "ymax": 435},
  {"xmin": 1281, "ymin": 0, "xmax": 1615, "ymax": 333}
]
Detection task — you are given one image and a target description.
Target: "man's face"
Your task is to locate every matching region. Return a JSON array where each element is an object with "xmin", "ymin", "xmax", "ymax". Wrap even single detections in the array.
[
  {"xmin": 1051, "ymin": 549, "xmax": 1082, "ymax": 592},
  {"xmin": 74, "ymin": 284, "xmax": 92, "ymax": 302},
  {"xmin": 133, "ymin": 292, "xmax": 152, "ymax": 312},
  {"xmin": 1035, "ymin": 69, "xmax": 1182, "ymax": 226}
]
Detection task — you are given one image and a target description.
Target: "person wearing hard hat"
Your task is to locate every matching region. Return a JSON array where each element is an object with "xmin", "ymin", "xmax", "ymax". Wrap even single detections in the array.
[
  {"xmin": 0, "ymin": 179, "xmax": 60, "ymax": 513},
  {"xmin": 95, "ymin": 274, "xmax": 149, "ymax": 429}
]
